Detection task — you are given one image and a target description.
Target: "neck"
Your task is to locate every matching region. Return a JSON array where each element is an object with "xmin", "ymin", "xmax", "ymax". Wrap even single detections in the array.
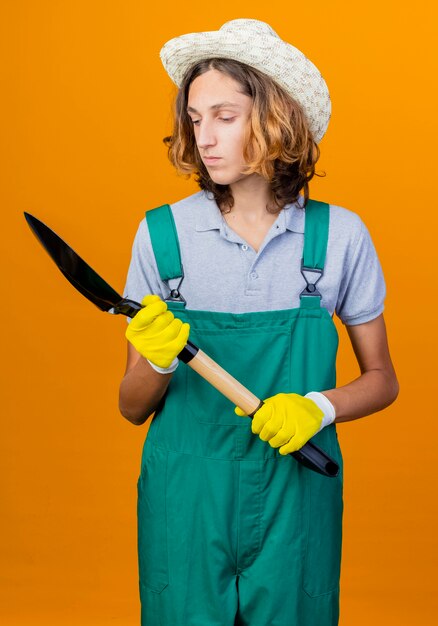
[{"xmin": 227, "ymin": 174, "xmax": 276, "ymax": 222}]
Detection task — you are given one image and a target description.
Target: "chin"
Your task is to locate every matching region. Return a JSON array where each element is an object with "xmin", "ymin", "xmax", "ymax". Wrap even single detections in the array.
[
  {"xmin": 209, "ymin": 177, "xmax": 232, "ymax": 186},
  {"xmin": 208, "ymin": 172, "xmax": 244, "ymax": 186}
]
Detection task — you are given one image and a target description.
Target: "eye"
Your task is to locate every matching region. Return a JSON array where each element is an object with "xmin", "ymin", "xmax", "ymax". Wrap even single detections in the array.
[{"xmin": 189, "ymin": 116, "xmax": 235, "ymax": 126}]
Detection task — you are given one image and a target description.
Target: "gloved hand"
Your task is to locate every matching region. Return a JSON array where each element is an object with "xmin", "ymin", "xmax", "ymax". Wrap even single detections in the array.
[
  {"xmin": 125, "ymin": 294, "xmax": 190, "ymax": 369},
  {"xmin": 234, "ymin": 392, "xmax": 327, "ymax": 455}
]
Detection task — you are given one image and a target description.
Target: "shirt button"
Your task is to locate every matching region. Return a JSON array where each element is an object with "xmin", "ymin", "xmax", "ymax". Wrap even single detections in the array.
[
  {"xmin": 241, "ymin": 244, "xmax": 248, "ymax": 251},
  {"xmin": 250, "ymin": 271, "xmax": 258, "ymax": 279}
]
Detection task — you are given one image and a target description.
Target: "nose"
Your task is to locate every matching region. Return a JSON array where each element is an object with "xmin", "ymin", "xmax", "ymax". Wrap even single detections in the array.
[{"xmin": 196, "ymin": 120, "xmax": 217, "ymax": 151}]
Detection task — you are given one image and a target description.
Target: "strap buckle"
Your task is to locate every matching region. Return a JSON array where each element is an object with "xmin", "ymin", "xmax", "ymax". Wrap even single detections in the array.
[
  {"xmin": 299, "ymin": 258, "xmax": 323, "ymax": 298},
  {"xmin": 165, "ymin": 264, "xmax": 186, "ymax": 304}
]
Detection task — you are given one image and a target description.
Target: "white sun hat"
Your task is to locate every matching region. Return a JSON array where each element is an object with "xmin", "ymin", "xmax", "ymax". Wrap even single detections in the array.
[{"xmin": 159, "ymin": 18, "xmax": 331, "ymax": 143}]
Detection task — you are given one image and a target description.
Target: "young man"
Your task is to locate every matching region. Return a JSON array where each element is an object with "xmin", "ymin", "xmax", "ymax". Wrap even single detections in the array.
[{"xmin": 119, "ymin": 18, "xmax": 399, "ymax": 626}]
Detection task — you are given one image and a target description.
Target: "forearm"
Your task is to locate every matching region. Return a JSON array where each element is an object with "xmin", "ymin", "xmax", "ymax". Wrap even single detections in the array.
[
  {"xmin": 321, "ymin": 369, "xmax": 399, "ymax": 423},
  {"xmin": 119, "ymin": 357, "xmax": 173, "ymax": 425}
]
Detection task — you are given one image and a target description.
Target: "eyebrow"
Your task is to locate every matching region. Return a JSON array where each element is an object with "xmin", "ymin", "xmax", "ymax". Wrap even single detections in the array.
[{"xmin": 187, "ymin": 101, "xmax": 241, "ymax": 113}]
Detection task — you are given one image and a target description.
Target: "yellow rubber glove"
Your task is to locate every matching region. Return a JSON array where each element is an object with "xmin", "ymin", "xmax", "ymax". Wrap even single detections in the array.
[
  {"xmin": 125, "ymin": 294, "xmax": 190, "ymax": 369},
  {"xmin": 234, "ymin": 393, "xmax": 324, "ymax": 455}
]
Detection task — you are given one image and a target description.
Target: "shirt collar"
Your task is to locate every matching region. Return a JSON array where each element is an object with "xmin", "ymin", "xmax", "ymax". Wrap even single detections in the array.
[{"xmin": 195, "ymin": 191, "xmax": 305, "ymax": 234}]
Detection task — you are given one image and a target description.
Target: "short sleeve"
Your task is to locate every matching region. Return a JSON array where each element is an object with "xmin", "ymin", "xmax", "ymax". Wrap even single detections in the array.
[
  {"xmin": 335, "ymin": 218, "xmax": 386, "ymax": 325},
  {"xmin": 123, "ymin": 218, "xmax": 168, "ymax": 321}
]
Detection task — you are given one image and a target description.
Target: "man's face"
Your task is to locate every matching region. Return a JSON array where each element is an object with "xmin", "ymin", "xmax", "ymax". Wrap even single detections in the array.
[{"xmin": 187, "ymin": 69, "xmax": 253, "ymax": 185}]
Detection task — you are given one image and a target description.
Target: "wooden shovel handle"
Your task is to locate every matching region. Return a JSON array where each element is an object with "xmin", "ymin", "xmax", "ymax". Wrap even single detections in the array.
[{"xmin": 180, "ymin": 343, "xmax": 262, "ymax": 416}]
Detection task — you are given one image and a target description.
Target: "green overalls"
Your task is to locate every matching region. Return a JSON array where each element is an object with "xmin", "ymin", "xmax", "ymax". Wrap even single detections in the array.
[{"xmin": 136, "ymin": 199, "xmax": 344, "ymax": 625}]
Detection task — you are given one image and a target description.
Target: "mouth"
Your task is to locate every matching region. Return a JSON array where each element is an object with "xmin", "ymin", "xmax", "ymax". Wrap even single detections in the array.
[{"xmin": 204, "ymin": 157, "xmax": 222, "ymax": 165}]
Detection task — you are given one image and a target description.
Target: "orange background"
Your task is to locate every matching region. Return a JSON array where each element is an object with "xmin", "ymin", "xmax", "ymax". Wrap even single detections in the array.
[{"xmin": 1, "ymin": 1, "xmax": 437, "ymax": 624}]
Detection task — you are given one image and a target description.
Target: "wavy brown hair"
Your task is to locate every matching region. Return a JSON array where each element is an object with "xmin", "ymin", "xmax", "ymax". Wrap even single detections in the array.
[{"xmin": 162, "ymin": 58, "xmax": 325, "ymax": 214}]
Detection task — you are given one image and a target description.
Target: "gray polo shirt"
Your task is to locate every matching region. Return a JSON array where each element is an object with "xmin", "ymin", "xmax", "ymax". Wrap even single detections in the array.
[{"xmin": 123, "ymin": 190, "xmax": 386, "ymax": 326}]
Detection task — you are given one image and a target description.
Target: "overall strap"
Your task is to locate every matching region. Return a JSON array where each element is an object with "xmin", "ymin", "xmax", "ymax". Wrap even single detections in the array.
[
  {"xmin": 299, "ymin": 199, "xmax": 330, "ymax": 308},
  {"xmin": 145, "ymin": 204, "xmax": 186, "ymax": 307}
]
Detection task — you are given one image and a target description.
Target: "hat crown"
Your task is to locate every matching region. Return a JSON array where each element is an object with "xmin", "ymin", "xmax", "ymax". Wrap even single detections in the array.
[{"xmin": 220, "ymin": 18, "xmax": 280, "ymax": 39}]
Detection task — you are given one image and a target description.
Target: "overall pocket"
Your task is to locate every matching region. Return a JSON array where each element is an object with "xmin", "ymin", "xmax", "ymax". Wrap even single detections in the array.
[
  {"xmin": 302, "ymin": 426, "xmax": 344, "ymax": 597},
  {"xmin": 185, "ymin": 327, "xmax": 291, "ymax": 425},
  {"xmin": 137, "ymin": 444, "xmax": 169, "ymax": 594}
]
